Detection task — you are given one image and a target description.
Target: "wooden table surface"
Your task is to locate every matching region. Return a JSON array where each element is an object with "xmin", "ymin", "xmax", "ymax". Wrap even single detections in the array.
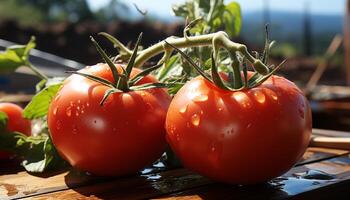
[{"xmin": 2, "ymin": 131, "xmax": 350, "ymax": 199}]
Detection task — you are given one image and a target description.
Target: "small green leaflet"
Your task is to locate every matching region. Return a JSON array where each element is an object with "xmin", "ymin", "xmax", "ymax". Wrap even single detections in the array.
[
  {"xmin": 0, "ymin": 132, "xmax": 66, "ymax": 173},
  {"xmin": 23, "ymin": 83, "xmax": 62, "ymax": 119},
  {"xmin": 223, "ymin": 2, "xmax": 242, "ymax": 37},
  {"xmin": 0, "ymin": 37, "xmax": 35, "ymax": 74}
]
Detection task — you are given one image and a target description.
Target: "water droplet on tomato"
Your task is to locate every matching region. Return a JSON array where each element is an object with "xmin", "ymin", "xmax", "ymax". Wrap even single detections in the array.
[
  {"xmin": 70, "ymin": 101, "xmax": 74, "ymax": 106},
  {"xmin": 264, "ymin": 89, "xmax": 278, "ymax": 101},
  {"xmin": 252, "ymin": 90, "xmax": 266, "ymax": 104},
  {"xmin": 66, "ymin": 107, "xmax": 72, "ymax": 117},
  {"xmin": 232, "ymin": 92, "xmax": 251, "ymax": 108},
  {"xmin": 141, "ymin": 92, "xmax": 146, "ymax": 96},
  {"xmin": 193, "ymin": 94, "xmax": 208, "ymax": 102},
  {"xmin": 54, "ymin": 94, "xmax": 61, "ymax": 102},
  {"xmin": 179, "ymin": 104, "xmax": 188, "ymax": 114},
  {"xmin": 72, "ymin": 125, "xmax": 78, "ymax": 134},
  {"xmin": 53, "ymin": 107, "xmax": 58, "ymax": 115},
  {"xmin": 246, "ymin": 123, "xmax": 252, "ymax": 129},
  {"xmin": 86, "ymin": 102, "xmax": 90, "ymax": 107},
  {"xmin": 211, "ymin": 146, "xmax": 216, "ymax": 152},
  {"xmin": 168, "ymin": 125, "xmax": 176, "ymax": 135},
  {"xmin": 175, "ymin": 133, "xmax": 180, "ymax": 141},
  {"xmin": 75, "ymin": 111, "xmax": 79, "ymax": 117},
  {"xmin": 298, "ymin": 108, "xmax": 305, "ymax": 119},
  {"xmin": 191, "ymin": 114, "xmax": 200, "ymax": 126},
  {"xmin": 56, "ymin": 120, "xmax": 62, "ymax": 130}
]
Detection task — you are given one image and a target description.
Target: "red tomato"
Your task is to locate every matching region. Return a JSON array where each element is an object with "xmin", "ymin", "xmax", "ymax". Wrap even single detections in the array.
[
  {"xmin": 47, "ymin": 63, "xmax": 171, "ymax": 176},
  {"xmin": 165, "ymin": 73, "xmax": 311, "ymax": 184},
  {"xmin": 0, "ymin": 103, "xmax": 31, "ymax": 159}
]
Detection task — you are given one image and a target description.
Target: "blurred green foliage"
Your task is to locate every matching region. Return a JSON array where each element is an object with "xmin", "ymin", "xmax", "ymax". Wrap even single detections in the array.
[{"xmin": 0, "ymin": 0, "xmax": 128, "ymax": 26}]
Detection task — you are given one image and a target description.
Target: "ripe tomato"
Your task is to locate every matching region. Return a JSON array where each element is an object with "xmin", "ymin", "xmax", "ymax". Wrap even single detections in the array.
[
  {"xmin": 47, "ymin": 63, "xmax": 171, "ymax": 176},
  {"xmin": 165, "ymin": 73, "xmax": 311, "ymax": 184},
  {"xmin": 0, "ymin": 103, "xmax": 31, "ymax": 159}
]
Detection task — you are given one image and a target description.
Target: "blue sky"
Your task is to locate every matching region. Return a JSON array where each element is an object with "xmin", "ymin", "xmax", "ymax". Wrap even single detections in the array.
[{"xmin": 87, "ymin": 0, "xmax": 346, "ymax": 20}]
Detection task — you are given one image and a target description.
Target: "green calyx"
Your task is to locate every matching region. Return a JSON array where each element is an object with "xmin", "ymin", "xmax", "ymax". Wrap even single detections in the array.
[
  {"xmin": 164, "ymin": 25, "xmax": 286, "ymax": 91},
  {"xmin": 68, "ymin": 32, "xmax": 169, "ymax": 106}
]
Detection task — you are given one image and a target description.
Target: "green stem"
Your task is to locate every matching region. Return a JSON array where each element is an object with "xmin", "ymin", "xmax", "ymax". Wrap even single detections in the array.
[
  {"xmin": 26, "ymin": 62, "xmax": 48, "ymax": 80},
  {"xmin": 134, "ymin": 31, "xmax": 269, "ymax": 75}
]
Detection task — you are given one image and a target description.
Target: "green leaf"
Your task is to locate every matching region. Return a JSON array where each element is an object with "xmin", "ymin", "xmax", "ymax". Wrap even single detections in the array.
[
  {"xmin": 157, "ymin": 55, "xmax": 180, "ymax": 81},
  {"xmin": 130, "ymin": 82, "xmax": 178, "ymax": 91},
  {"xmin": 0, "ymin": 37, "xmax": 36, "ymax": 74},
  {"xmin": 129, "ymin": 62, "xmax": 164, "ymax": 86},
  {"xmin": 0, "ymin": 111, "xmax": 8, "ymax": 131},
  {"xmin": 90, "ymin": 36, "xmax": 120, "ymax": 86},
  {"xmin": 66, "ymin": 71, "xmax": 115, "ymax": 88},
  {"xmin": 125, "ymin": 33, "xmax": 142, "ymax": 80},
  {"xmin": 223, "ymin": 2, "xmax": 242, "ymax": 37},
  {"xmin": 165, "ymin": 41, "xmax": 212, "ymax": 83},
  {"xmin": 0, "ymin": 132, "xmax": 66, "ymax": 173},
  {"xmin": 100, "ymin": 88, "xmax": 120, "ymax": 106},
  {"xmin": 23, "ymin": 83, "xmax": 62, "ymax": 119}
]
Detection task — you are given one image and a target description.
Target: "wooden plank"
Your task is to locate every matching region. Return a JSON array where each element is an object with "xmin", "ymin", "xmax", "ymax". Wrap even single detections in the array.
[
  {"xmin": 5, "ymin": 147, "xmax": 346, "ymax": 200},
  {"xmin": 154, "ymin": 155, "xmax": 350, "ymax": 200}
]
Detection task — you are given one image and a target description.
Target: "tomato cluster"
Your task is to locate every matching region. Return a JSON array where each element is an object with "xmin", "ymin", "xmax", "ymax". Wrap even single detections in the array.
[{"xmin": 47, "ymin": 61, "xmax": 311, "ymax": 184}]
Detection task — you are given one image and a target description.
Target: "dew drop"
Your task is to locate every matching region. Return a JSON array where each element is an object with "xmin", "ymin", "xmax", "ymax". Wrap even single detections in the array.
[
  {"xmin": 298, "ymin": 108, "xmax": 305, "ymax": 119},
  {"xmin": 54, "ymin": 94, "xmax": 61, "ymax": 102},
  {"xmin": 191, "ymin": 114, "xmax": 200, "ymax": 126},
  {"xmin": 75, "ymin": 111, "xmax": 79, "ymax": 117},
  {"xmin": 72, "ymin": 125, "xmax": 78, "ymax": 134},
  {"xmin": 193, "ymin": 94, "xmax": 208, "ymax": 102},
  {"xmin": 175, "ymin": 133, "xmax": 180, "ymax": 141},
  {"xmin": 232, "ymin": 92, "xmax": 252, "ymax": 108},
  {"xmin": 56, "ymin": 120, "xmax": 62, "ymax": 130},
  {"xmin": 253, "ymin": 90, "xmax": 266, "ymax": 104},
  {"xmin": 264, "ymin": 89, "xmax": 278, "ymax": 101},
  {"xmin": 70, "ymin": 101, "xmax": 74, "ymax": 106},
  {"xmin": 141, "ymin": 92, "xmax": 146, "ymax": 96},
  {"xmin": 246, "ymin": 123, "xmax": 252, "ymax": 129},
  {"xmin": 179, "ymin": 104, "xmax": 188, "ymax": 114},
  {"xmin": 66, "ymin": 107, "xmax": 72, "ymax": 117},
  {"xmin": 86, "ymin": 102, "xmax": 90, "ymax": 107},
  {"xmin": 211, "ymin": 146, "xmax": 216, "ymax": 152},
  {"xmin": 77, "ymin": 99, "xmax": 81, "ymax": 104},
  {"xmin": 53, "ymin": 107, "xmax": 58, "ymax": 115}
]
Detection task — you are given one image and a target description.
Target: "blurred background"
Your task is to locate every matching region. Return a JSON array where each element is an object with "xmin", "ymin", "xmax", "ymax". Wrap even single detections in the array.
[{"xmin": 0, "ymin": 0, "xmax": 349, "ymax": 130}]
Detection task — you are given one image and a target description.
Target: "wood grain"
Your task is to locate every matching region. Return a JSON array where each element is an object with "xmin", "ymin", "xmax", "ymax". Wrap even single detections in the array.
[{"xmin": 0, "ymin": 147, "xmax": 343, "ymax": 200}]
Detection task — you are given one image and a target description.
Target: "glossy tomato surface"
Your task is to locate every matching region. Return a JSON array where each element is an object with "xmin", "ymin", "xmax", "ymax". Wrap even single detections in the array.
[
  {"xmin": 0, "ymin": 103, "xmax": 31, "ymax": 159},
  {"xmin": 48, "ymin": 63, "xmax": 171, "ymax": 176},
  {"xmin": 165, "ymin": 74, "xmax": 311, "ymax": 184}
]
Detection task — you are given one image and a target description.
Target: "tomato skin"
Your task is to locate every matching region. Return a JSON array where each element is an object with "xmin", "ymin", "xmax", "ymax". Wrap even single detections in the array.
[
  {"xmin": 0, "ymin": 103, "xmax": 31, "ymax": 159},
  {"xmin": 47, "ymin": 63, "xmax": 171, "ymax": 176},
  {"xmin": 165, "ymin": 74, "xmax": 311, "ymax": 184}
]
